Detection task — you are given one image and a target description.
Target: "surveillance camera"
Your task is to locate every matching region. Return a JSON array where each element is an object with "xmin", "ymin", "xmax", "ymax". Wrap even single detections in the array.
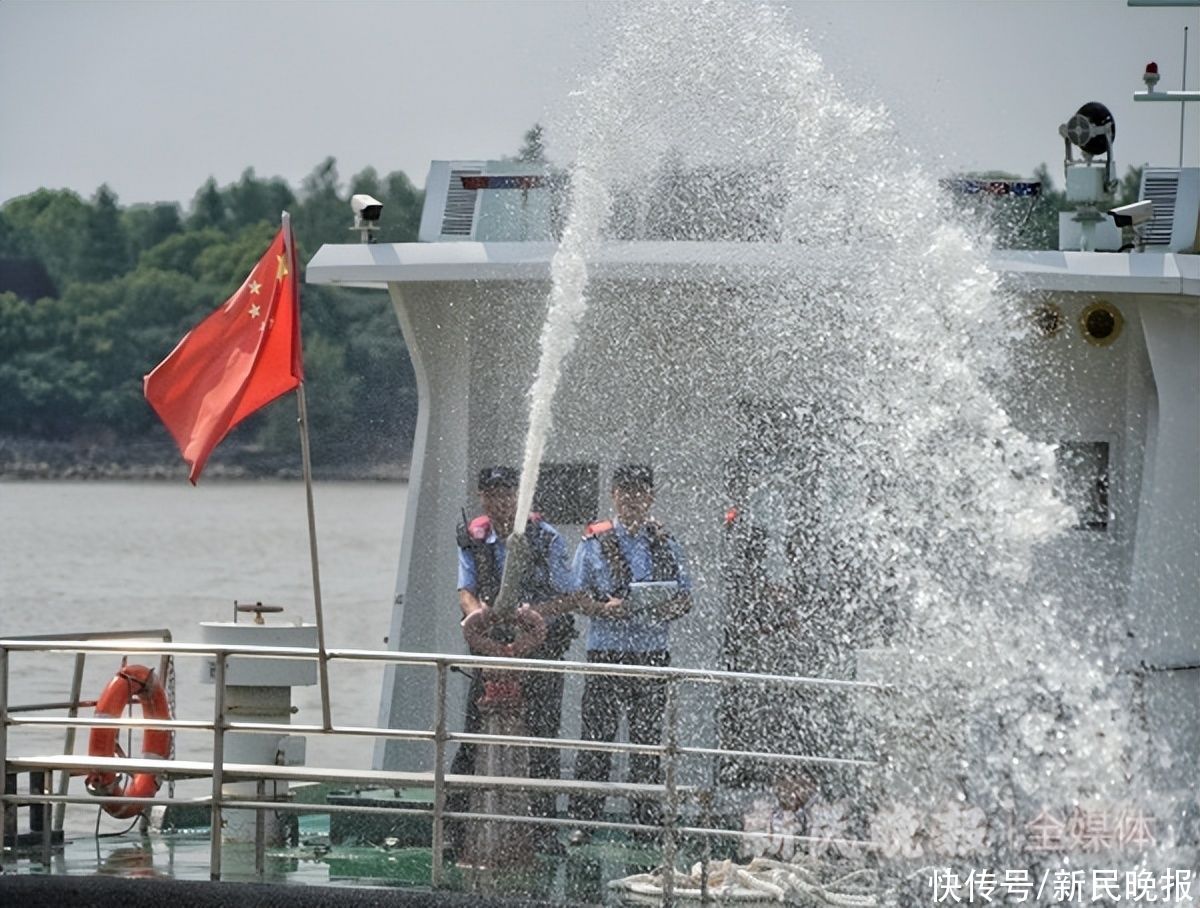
[
  {"xmin": 351, "ymin": 194, "xmax": 383, "ymax": 222},
  {"xmin": 1107, "ymin": 200, "xmax": 1153, "ymax": 229}
]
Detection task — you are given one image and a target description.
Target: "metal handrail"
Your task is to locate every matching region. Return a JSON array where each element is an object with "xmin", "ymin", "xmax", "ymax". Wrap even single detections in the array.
[
  {"xmin": 0, "ymin": 638, "xmax": 897, "ymax": 693},
  {"xmin": 1, "ymin": 636, "xmax": 890, "ymax": 902},
  {"xmin": 6, "ymin": 715, "xmax": 877, "ymax": 771}
]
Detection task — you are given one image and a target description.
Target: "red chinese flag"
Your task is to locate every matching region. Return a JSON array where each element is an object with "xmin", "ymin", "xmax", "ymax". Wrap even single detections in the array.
[{"xmin": 144, "ymin": 225, "xmax": 304, "ymax": 484}]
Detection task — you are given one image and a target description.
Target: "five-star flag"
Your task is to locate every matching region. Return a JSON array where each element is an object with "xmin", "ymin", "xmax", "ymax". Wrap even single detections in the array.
[{"xmin": 144, "ymin": 225, "xmax": 304, "ymax": 484}]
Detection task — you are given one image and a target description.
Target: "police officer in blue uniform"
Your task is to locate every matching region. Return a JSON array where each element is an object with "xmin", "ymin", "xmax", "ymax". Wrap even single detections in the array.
[
  {"xmin": 567, "ymin": 464, "xmax": 692, "ymax": 844},
  {"xmin": 453, "ymin": 465, "xmax": 577, "ymax": 852}
]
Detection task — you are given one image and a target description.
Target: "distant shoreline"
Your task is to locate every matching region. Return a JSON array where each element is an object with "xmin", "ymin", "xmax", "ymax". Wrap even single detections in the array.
[{"xmin": 0, "ymin": 435, "xmax": 410, "ymax": 482}]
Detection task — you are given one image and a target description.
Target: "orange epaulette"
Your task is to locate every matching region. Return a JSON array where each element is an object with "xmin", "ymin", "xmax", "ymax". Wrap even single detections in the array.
[{"xmin": 584, "ymin": 519, "xmax": 614, "ymax": 539}]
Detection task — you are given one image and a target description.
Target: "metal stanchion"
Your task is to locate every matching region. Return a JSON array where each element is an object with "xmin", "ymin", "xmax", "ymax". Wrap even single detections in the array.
[
  {"xmin": 52, "ymin": 653, "xmax": 86, "ymax": 834},
  {"xmin": 33, "ymin": 771, "xmax": 51, "ymax": 866},
  {"xmin": 431, "ymin": 660, "xmax": 447, "ymax": 888},
  {"xmin": 209, "ymin": 653, "xmax": 227, "ymax": 880},
  {"xmin": 0, "ymin": 647, "xmax": 8, "ymax": 868},
  {"xmin": 699, "ymin": 784, "xmax": 714, "ymax": 905},
  {"xmin": 662, "ymin": 677, "xmax": 680, "ymax": 907},
  {"xmin": 255, "ymin": 778, "xmax": 266, "ymax": 878}
]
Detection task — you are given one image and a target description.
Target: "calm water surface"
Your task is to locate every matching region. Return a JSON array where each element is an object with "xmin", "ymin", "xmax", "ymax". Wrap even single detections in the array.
[{"xmin": 1, "ymin": 480, "xmax": 407, "ymax": 829}]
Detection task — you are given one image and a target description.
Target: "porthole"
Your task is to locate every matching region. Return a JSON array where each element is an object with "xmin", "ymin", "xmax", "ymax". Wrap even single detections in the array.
[{"xmin": 1079, "ymin": 302, "xmax": 1123, "ymax": 347}]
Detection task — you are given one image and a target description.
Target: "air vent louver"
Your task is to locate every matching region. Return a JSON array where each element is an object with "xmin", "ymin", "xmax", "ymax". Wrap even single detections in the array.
[
  {"xmin": 439, "ymin": 169, "xmax": 481, "ymax": 237},
  {"xmin": 1140, "ymin": 169, "xmax": 1179, "ymax": 247}
]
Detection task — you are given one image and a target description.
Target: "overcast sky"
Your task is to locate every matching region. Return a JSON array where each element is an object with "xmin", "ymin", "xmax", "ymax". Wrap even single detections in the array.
[{"xmin": 2, "ymin": 1, "xmax": 1196, "ymax": 208}]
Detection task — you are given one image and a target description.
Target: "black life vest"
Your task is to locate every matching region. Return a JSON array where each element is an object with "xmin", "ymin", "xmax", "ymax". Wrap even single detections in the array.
[
  {"xmin": 456, "ymin": 514, "xmax": 576, "ymax": 656},
  {"xmin": 583, "ymin": 519, "xmax": 680, "ymax": 599},
  {"xmin": 457, "ymin": 514, "xmax": 558, "ymax": 606}
]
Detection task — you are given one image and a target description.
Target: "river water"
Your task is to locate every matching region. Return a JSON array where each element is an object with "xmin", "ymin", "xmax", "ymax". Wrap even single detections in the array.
[{"xmin": 0, "ymin": 480, "xmax": 406, "ymax": 827}]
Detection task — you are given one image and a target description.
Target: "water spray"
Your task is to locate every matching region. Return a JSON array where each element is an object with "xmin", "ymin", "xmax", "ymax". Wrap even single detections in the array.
[{"xmin": 490, "ymin": 532, "xmax": 533, "ymax": 618}]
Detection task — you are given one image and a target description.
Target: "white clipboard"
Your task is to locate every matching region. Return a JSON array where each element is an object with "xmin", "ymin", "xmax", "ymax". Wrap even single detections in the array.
[{"xmin": 625, "ymin": 581, "xmax": 681, "ymax": 614}]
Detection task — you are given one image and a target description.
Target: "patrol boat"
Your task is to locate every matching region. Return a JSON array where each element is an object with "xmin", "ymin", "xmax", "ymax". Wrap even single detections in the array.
[
  {"xmin": 305, "ymin": 49, "xmax": 1198, "ymax": 889},
  {"xmin": 3, "ymin": 6, "xmax": 1198, "ymax": 905}
]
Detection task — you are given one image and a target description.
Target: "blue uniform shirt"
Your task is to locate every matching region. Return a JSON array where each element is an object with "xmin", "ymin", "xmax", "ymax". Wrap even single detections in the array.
[
  {"xmin": 572, "ymin": 521, "xmax": 690, "ymax": 652},
  {"xmin": 457, "ymin": 519, "xmax": 575, "ymax": 602}
]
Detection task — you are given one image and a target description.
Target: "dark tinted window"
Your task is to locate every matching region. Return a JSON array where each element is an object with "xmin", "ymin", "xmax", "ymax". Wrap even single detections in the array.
[{"xmin": 534, "ymin": 462, "xmax": 600, "ymax": 524}]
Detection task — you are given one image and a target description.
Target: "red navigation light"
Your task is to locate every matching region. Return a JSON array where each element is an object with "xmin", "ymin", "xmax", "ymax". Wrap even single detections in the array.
[{"xmin": 1144, "ymin": 61, "xmax": 1161, "ymax": 90}]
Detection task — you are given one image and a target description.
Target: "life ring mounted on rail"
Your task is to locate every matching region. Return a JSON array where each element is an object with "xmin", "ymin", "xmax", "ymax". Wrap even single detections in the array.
[{"xmin": 85, "ymin": 663, "xmax": 173, "ymax": 819}]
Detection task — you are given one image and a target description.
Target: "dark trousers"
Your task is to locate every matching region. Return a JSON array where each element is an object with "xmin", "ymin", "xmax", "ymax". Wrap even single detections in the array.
[
  {"xmin": 448, "ymin": 659, "xmax": 565, "ymax": 820},
  {"xmin": 569, "ymin": 650, "xmax": 669, "ymax": 827}
]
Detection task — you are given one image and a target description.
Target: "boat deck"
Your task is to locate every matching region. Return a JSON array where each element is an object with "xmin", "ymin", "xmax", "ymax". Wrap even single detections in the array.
[{"xmin": 1, "ymin": 805, "xmax": 688, "ymax": 906}]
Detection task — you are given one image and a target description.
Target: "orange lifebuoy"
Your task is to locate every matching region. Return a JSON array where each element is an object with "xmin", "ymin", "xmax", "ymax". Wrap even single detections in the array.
[
  {"xmin": 85, "ymin": 663, "xmax": 172, "ymax": 819},
  {"xmin": 462, "ymin": 605, "xmax": 547, "ymax": 658}
]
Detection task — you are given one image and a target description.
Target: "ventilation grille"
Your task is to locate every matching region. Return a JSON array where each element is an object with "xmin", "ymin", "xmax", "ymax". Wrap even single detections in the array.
[
  {"xmin": 439, "ymin": 169, "xmax": 481, "ymax": 237},
  {"xmin": 1140, "ymin": 169, "xmax": 1179, "ymax": 247}
]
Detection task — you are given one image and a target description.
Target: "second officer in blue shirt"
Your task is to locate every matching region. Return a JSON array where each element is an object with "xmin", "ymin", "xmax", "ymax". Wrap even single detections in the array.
[{"xmin": 566, "ymin": 464, "xmax": 692, "ymax": 844}]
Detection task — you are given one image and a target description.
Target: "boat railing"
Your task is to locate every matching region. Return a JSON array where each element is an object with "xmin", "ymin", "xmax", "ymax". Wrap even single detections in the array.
[
  {"xmin": 0, "ymin": 635, "xmax": 895, "ymax": 899},
  {"xmin": 0, "ymin": 628, "xmax": 174, "ymax": 842}
]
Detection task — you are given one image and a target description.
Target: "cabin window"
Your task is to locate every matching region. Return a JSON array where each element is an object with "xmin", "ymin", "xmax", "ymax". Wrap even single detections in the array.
[
  {"xmin": 534, "ymin": 462, "xmax": 600, "ymax": 524},
  {"xmin": 1031, "ymin": 301, "xmax": 1064, "ymax": 337},
  {"xmin": 1056, "ymin": 441, "xmax": 1110, "ymax": 531}
]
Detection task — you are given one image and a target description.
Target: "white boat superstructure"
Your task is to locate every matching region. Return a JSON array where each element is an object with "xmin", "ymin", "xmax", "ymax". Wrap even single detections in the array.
[{"xmin": 306, "ymin": 172, "xmax": 1199, "ymax": 808}]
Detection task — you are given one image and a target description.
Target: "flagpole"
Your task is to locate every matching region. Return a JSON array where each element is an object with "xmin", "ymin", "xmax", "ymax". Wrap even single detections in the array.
[{"xmin": 283, "ymin": 211, "xmax": 333, "ymax": 732}]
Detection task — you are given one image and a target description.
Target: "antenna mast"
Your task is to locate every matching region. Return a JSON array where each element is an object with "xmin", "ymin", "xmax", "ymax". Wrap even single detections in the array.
[{"xmin": 1180, "ymin": 26, "xmax": 1190, "ymax": 166}]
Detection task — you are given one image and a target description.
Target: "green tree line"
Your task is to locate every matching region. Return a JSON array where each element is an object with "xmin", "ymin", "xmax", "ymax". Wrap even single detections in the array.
[
  {"xmin": 0, "ymin": 159, "xmax": 423, "ymax": 469},
  {"xmin": 0, "ymin": 134, "xmax": 1144, "ymax": 475}
]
